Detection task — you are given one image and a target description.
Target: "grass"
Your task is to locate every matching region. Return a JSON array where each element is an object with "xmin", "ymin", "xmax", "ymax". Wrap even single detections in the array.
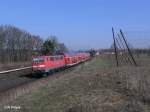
[
  {"xmin": 1, "ymin": 55, "xmax": 150, "ymax": 112},
  {"xmin": 93, "ymin": 56, "xmax": 113, "ymax": 68}
]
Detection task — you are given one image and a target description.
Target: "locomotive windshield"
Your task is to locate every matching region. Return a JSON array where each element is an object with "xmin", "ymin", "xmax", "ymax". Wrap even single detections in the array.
[{"xmin": 33, "ymin": 58, "xmax": 44, "ymax": 62}]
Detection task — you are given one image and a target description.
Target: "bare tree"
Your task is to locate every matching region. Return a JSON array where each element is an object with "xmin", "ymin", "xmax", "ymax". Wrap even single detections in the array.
[{"xmin": 0, "ymin": 25, "xmax": 43, "ymax": 63}]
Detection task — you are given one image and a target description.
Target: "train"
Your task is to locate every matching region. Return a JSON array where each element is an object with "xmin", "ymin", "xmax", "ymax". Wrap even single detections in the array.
[{"xmin": 32, "ymin": 52, "xmax": 90, "ymax": 76}]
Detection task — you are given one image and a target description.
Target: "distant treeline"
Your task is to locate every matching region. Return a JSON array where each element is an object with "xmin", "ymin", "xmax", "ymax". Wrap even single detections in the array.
[
  {"xmin": 133, "ymin": 49, "xmax": 150, "ymax": 55},
  {"xmin": 99, "ymin": 48, "xmax": 150, "ymax": 56},
  {"xmin": 0, "ymin": 25, "xmax": 67, "ymax": 63}
]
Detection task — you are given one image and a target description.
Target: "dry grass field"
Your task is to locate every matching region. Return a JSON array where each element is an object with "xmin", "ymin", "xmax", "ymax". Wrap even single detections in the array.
[{"xmin": 1, "ymin": 55, "xmax": 150, "ymax": 112}]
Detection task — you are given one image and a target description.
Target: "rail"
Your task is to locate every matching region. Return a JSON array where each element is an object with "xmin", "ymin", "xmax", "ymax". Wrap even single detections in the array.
[{"xmin": 0, "ymin": 66, "xmax": 31, "ymax": 74}]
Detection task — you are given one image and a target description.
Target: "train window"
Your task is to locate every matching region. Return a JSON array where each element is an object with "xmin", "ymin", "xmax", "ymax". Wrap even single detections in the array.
[
  {"xmin": 67, "ymin": 58, "xmax": 70, "ymax": 61},
  {"xmin": 58, "ymin": 56, "xmax": 61, "ymax": 60},
  {"xmin": 55, "ymin": 56, "xmax": 59, "ymax": 60},
  {"xmin": 54, "ymin": 57, "xmax": 57, "ymax": 60},
  {"xmin": 50, "ymin": 57, "xmax": 54, "ymax": 61},
  {"xmin": 60, "ymin": 56, "xmax": 63, "ymax": 60},
  {"xmin": 56, "ymin": 56, "xmax": 60, "ymax": 60},
  {"xmin": 33, "ymin": 58, "xmax": 44, "ymax": 62}
]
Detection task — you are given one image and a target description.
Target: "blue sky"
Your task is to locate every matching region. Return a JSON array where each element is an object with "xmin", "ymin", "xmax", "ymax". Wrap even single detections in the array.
[{"xmin": 0, "ymin": 0, "xmax": 150, "ymax": 49}]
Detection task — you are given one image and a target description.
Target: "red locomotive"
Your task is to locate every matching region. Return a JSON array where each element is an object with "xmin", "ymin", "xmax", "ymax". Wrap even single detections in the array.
[{"xmin": 32, "ymin": 52, "xmax": 90, "ymax": 76}]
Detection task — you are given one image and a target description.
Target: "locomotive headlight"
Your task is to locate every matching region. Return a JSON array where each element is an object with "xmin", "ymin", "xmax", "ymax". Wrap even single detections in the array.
[{"xmin": 38, "ymin": 65, "xmax": 45, "ymax": 67}]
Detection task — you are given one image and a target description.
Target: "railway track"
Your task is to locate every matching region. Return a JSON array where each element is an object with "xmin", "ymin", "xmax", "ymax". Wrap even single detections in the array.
[
  {"xmin": 0, "ymin": 67, "xmax": 34, "ymax": 93},
  {"xmin": 0, "ymin": 60, "xmax": 90, "ymax": 106},
  {"xmin": 0, "ymin": 60, "xmax": 88, "ymax": 94},
  {"xmin": 0, "ymin": 66, "xmax": 31, "ymax": 74}
]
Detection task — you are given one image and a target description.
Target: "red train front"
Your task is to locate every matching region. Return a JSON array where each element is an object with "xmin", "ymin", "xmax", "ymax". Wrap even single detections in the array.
[{"xmin": 32, "ymin": 55, "xmax": 65, "ymax": 75}]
